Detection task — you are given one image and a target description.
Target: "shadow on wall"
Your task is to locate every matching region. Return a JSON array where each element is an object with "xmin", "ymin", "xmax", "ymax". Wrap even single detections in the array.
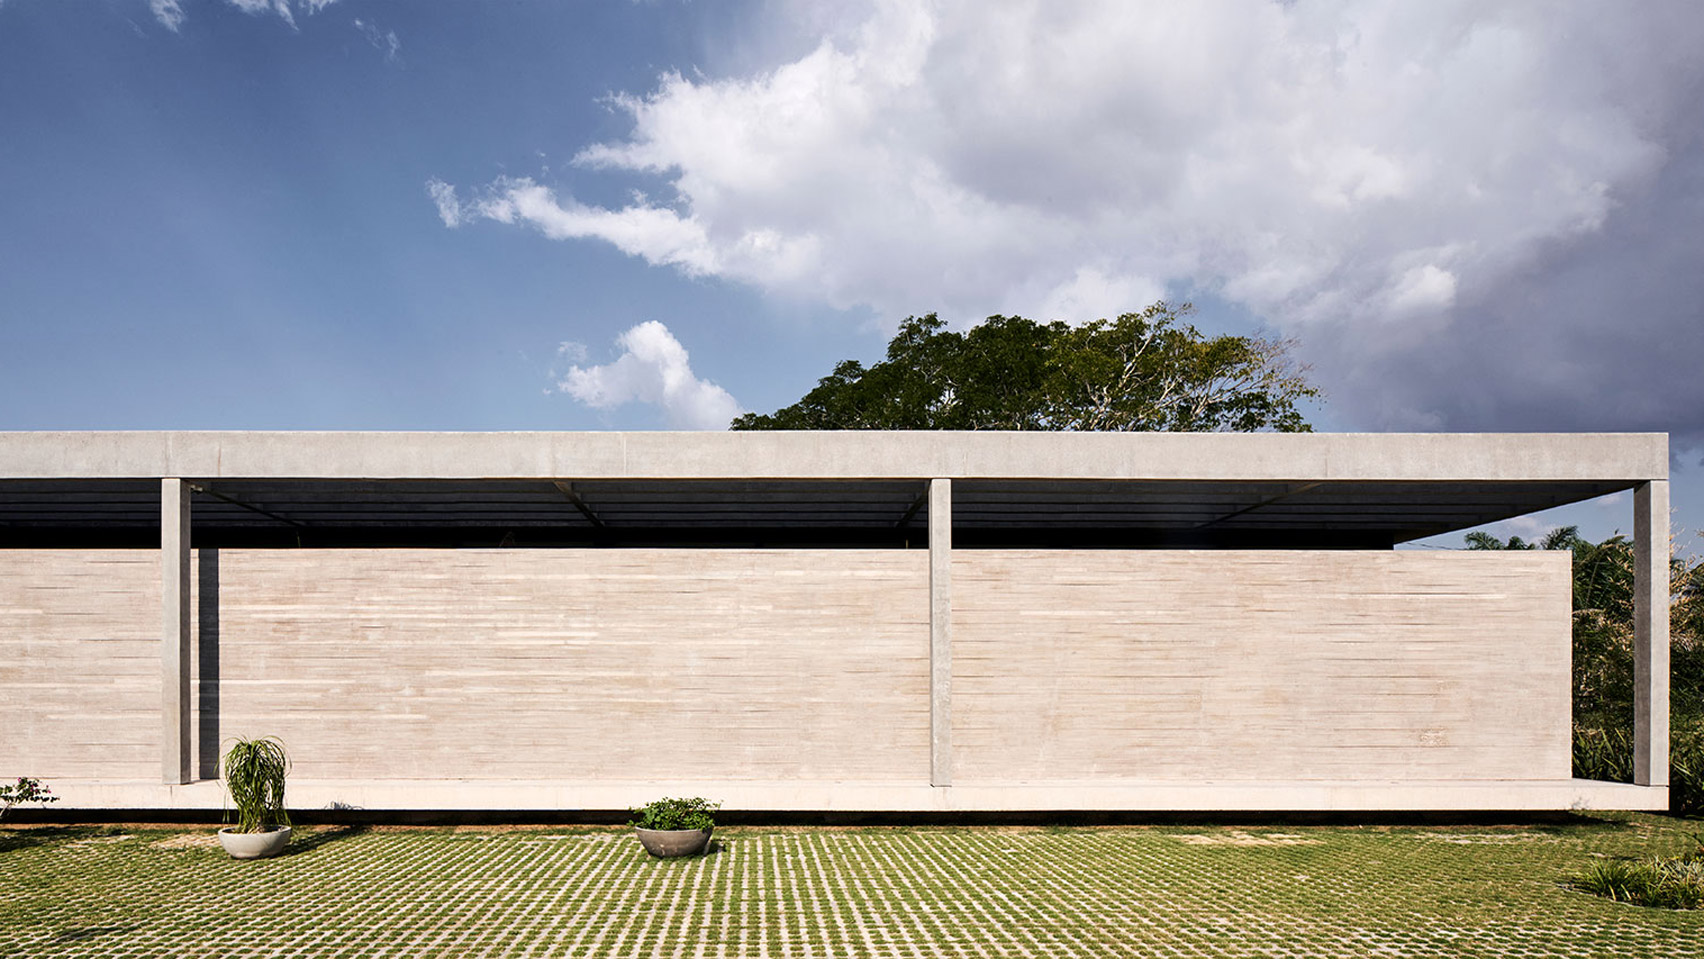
[{"xmin": 197, "ymin": 549, "xmax": 220, "ymax": 780}]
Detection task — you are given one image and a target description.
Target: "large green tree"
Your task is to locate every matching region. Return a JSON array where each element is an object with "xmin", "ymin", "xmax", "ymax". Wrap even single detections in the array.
[{"xmin": 732, "ymin": 302, "xmax": 1319, "ymax": 432}]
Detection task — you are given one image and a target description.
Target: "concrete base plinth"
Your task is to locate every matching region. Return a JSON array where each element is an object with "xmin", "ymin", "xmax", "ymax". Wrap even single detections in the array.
[{"xmin": 33, "ymin": 778, "xmax": 1668, "ymax": 814}]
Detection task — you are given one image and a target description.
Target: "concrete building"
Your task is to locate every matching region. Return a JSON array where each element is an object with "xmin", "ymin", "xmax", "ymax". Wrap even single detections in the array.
[{"xmin": 0, "ymin": 430, "xmax": 1671, "ymax": 813}]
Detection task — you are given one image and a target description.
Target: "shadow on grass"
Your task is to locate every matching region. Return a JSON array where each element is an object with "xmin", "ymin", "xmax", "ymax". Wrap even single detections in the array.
[
  {"xmin": 633, "ymin": 837, "xmax": 728, "ymax": 862},
  {"xmin": 53, "ymin": 924, "xmax": 140, "ymax": 943},
  {"xmin": 0, "ymin": 825, "xmax": 103, "ymax": 855},
  {"xmin": 283, "ymin": 823, "xmax": 371, "ymax": 856},
  {"xmin": 1529, "ymin": 815, "xmax": 1639, "ymax": 837}
]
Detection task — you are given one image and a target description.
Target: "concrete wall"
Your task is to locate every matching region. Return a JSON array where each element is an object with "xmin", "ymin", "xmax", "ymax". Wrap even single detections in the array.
[
  {"xmin": 952, "ymin": 550, "xmax": 1572, "ymax": 782},
  {"xmin": 1, "ymin": 547, "xmax": 1569, "ymax": 795},
  {"xmin": 0, "ymin": 551, "xmax": 160, "ymax": 779},
  {"xmin": 194, "ymin": 548, "xmax": 931, "ymax": 781}
]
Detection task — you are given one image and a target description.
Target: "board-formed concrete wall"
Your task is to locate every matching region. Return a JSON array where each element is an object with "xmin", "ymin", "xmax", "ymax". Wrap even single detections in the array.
[
  {"xmin": 952, "ymin": 550, "xmax": 1572, "ymax": 782},
  {"xmin": 0, "ymin": 547, "xmax": 1568, "ymax": 794},
  {"xmin": 0, "ymin": 551, "xmax": 160, "ymax": 780},
  {"xmin": 196, "ymin": 548, "xmax": 932, "ymax": 781}
]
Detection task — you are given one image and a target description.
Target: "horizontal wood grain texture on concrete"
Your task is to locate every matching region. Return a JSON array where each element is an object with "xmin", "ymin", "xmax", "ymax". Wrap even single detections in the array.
[
  {"xmin": 205, "ymin": 549, "xmax": 930, "ymax": 781},
  {"xmin": 0, "ymin": 430, "xmax": 1668, "ymax": 481},
  {"xmin": 0, "ymin": 551, "xmax": 160, "ymax": 779},
  {"xmin": 4, "ymin": 545, "xmax": 1617, "ymax": 810},
  {"xmin": 951, "ymin": 550, "xmax": 1571, "ymax": 783}
]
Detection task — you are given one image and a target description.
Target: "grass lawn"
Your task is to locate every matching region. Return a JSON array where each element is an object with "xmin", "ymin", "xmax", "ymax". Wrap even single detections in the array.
[{"xmin": 4, "ymin": 813, "xmax": 1703, "ymax": 957}]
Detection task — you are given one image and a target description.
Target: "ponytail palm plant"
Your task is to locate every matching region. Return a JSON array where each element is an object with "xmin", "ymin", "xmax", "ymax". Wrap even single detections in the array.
[{"xmin": 222, "ymin": 736, "xmax": 291, "ymax": 833}]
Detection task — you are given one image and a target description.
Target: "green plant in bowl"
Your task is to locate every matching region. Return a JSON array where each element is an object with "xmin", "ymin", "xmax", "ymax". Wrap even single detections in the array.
[
  {"xmin": 630, "ymin": 796, "xmax": 718, "ymax": 831},
  {"xmin": 218, "ymin": 736, "xmax": 292, "ymax": 859},
  {"xmin": 630, "ymin": 796, "xmax": 719, "ymax": 858}
]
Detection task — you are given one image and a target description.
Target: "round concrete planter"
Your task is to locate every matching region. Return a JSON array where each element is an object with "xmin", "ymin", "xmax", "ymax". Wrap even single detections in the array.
[
  {"xmin": 217, "ymin": 826, "xmax": 292, "ymax": 860},
  {"xmin": 635, "ymin": 826, "xmax": 712, "ymax": 858}
]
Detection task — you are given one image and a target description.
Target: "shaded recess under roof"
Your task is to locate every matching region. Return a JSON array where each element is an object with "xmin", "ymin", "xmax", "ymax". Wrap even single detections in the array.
[{"xmin": 0, "ymin": 476, "xmax": 1635, "ymax": 549}]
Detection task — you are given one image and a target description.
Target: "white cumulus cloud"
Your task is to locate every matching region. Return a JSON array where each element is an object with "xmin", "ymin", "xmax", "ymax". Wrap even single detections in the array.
[
  {"xmin": 353, "ymin": 17, "xmax": 400, "ymax": 63},
  {"xmin": 554, "ymin": 321, "xmax": 744, "ymax": 430},
  {"xmin": 441, "ymin": 0, "xmax": 1704, "ymax": 442},
  {"xmin": 442, "ymin": 0, "xmax": 1694, "ymax": 329},
  {"xmin": 425, "ymin": 179, "xmax": 462, "ymax": 227},
  {"xmin": 149, "ymin": 0, "xmax": 186, "ymax": 30},
  {"xmin": 473, "ymin": 177, "xmax": 720, "ymax": 275},
  {"xmin": 150, "ymin": 0, "xmax": 339, "ymax": 31}
]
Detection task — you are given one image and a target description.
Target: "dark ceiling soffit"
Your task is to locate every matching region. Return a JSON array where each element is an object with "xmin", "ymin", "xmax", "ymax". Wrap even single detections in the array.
[
  {"xmin": 1194, "ymin": 482, "xmax": 1323, "ymax": 529},
  {"xmin": 894, "ymin": 483, "xmax": 930, "ymax": 528},
  {"xmin": 552, "ymin": 481, "xmax": 604, "ymax": 528},
  {"xmin": 0, "ymin": 477, "xmax": 1642, "ymax": 539},
  {"xmin": 189, "ymin": 482, "xmax": 304, "ymax": 528}
]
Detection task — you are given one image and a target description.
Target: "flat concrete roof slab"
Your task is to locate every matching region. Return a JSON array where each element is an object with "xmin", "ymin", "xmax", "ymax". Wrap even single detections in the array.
[
  {"xmin": 0, "ymin": 430, "xmax": 1668, "ymax": 482},
  {"xmin": 0, "ymin": 431, "xmax": 1663, "ymax": 545}
]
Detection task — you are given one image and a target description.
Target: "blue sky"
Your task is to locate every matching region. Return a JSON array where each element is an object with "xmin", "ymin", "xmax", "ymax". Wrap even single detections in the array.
[
  {"xmin": 2, "ymin": 0, "xmax": 1701, "ymax": 547},
  {"xmin": 0, "ymin": 0, "xmax": 870, "ymax": 430}
]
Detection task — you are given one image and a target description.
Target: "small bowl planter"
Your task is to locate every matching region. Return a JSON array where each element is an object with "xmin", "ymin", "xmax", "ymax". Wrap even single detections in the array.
[
  {"xmin": 635, "ymin": 826, "xmax": 713, "ymax": 858},
  {"xmin": 630, "ymin": 796, "xmax": 719, "ymax": 858},
  {"xmin": 217, "ymin": 825, "xmax": 293, "ymax": 860}
]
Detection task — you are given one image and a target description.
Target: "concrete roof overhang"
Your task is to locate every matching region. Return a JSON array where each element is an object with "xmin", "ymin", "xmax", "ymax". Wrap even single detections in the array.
[{"xmin": 0, "ymin": 431, "xmax": 1667, "ymax": 548}]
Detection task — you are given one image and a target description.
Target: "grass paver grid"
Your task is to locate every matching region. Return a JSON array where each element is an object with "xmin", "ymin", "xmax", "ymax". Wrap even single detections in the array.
[{"xmin": 3, "ymin": 815, "xmax": 1703, "ymax": 957}]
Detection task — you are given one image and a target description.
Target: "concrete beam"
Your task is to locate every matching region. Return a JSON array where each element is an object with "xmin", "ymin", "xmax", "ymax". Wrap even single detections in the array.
[
  {"xmin": 161, "ymin": 478, "xmax": 192, "ymax": 785},
  {"xmin": 0, "ymin": 430, "xmax": 1670, "ymax": 483},
  {"xmin": 1635, "ymin": 480, "xmax": 1670, "ymax": 787},
  {"xmin": 930, "ymin": 478, "xmax": 952, "ymax": 787}
]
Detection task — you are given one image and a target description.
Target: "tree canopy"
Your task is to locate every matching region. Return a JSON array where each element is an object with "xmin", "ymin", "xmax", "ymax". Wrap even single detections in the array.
[{"xmin": 731, "ymin": 302, "xmax": 1319, "ymax": 432}]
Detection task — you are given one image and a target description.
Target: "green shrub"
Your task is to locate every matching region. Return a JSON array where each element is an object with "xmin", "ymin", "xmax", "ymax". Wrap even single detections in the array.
[
  {"xmin": 1673, "ymin": 719, "xmax": 1704, "ymax": 816},
  {"xmin": 1576, "ymin": 856, "xmax": 1704, "ymax": 909},
  {"xmin": 629, "ymin": 796, "xmax": 719, "ymax": 831},
  {"xmin": 0, "ymin": 777, "xmax": 58, "ymax": 821},
  {"xmin": 1573, "ymin": 724, "xmax": 1634, "ymax": 783},
  {"xmin": 1573, "ymin": 721, "xmax": 1704, "ymax": 816},
  {"xmin": 222, "ymin": 736, "xmax": 291, "ymax": 833}
]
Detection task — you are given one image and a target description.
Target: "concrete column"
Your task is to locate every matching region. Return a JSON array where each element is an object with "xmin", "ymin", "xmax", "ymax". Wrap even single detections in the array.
[
  {"xmin": 161, "ymin": 478, "xmax": 192, "ymax": 784},
  {"xmin": 1634, "ymin": 480, "xmax": 1670, "ymax": 787},
  {"xmin": 929, "ymin": 478, "xmax": 952, "ymax": 787}
]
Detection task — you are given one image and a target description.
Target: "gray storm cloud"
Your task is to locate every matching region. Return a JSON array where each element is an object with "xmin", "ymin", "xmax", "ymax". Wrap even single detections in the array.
[
  {"xmin": 1326, "ymin": 109, "xmax": 1704, "ymax": 451},
  {"xmin": 444, "ymin": 0, "xmax": 1704, "ymax": 448}
]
